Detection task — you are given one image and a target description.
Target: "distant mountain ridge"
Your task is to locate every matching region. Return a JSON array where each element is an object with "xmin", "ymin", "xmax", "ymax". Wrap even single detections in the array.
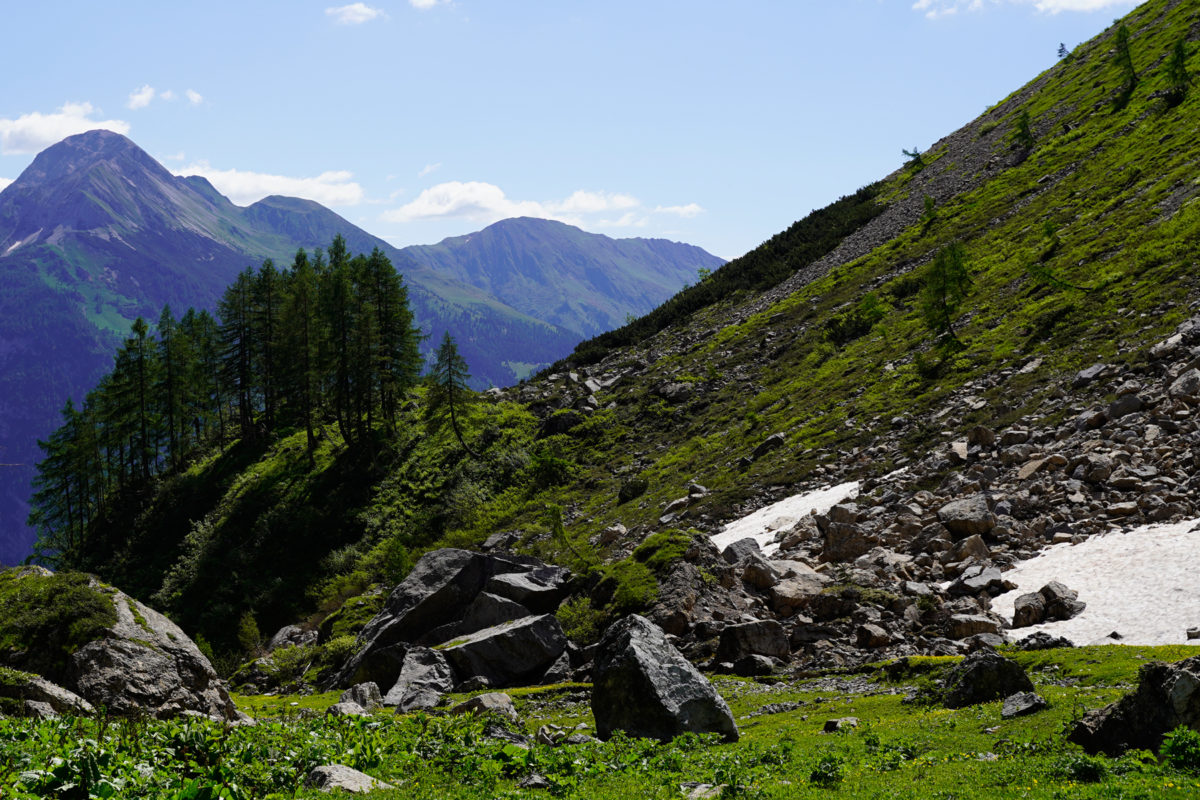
[{"xmin": 0, "ymin": 130, "xmax": 724, "ymax": 563}]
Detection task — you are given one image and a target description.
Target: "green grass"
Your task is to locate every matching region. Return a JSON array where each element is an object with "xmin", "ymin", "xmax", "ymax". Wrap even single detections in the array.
[
  {"xmin": 0, "ymin": 569, "xmax": 117, "ymax": 682},
  {"xmin": 5, "ymin": 647, "xmax": 1200, "ymax": 798}
]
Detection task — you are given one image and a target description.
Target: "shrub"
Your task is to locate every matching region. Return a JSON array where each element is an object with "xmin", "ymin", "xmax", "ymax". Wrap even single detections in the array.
[
  {"xmin": 809, "ymin": 754, "xmax": 845, "ymax": 787},
  {"xmin": 1054, "ymin": 751, "xmax": 1108, "ymax": 783},
  {"xmin": 556, "ymin": 596, "xmax": 606, "ymax": 645},
  {"xmin": 632, "ymin": 529, "xmax": 693, "ymax": 572},
  {"xmin": 1161, "ymin": 725, "xmax": 1200, "ymax": 773}
]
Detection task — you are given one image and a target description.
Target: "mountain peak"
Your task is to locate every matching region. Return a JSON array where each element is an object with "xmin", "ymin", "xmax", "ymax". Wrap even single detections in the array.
[{"xmin": 12, "ymin": 129, "xmax": 162, "ymax": 190}]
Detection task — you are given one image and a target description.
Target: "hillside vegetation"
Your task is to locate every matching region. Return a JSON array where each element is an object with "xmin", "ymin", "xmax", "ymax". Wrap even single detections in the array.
[{"xmin": 28, "ymin": 0, "xmax": 1200, "ymax": 663}]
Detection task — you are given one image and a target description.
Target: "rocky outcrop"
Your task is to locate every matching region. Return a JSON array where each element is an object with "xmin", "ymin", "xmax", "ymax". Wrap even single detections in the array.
[
  {"xmin": 1012, "ymin": 582, "xmax": 1086, "ymax": 628},
  {"xmin": 306, "ymin": 765, "xmax": 395, "ymax": 794},
  {"xmin": 0, "ymin": 670, "xmax": 93, "ymax": 716},
  {"xmin": 384, "ymin": 646, "xmax": 455, "ymax": 711},
  {"xmin": 442, "ymin": 614, "xmax": 568, "ymax": 689},
  {"xmin": 332, "ymin": 549, "xmax": 571, "ymax": 689},
  {"xmin": 592, "ymin": 615, "xmax": 738, "ymax": 742},
  {"xmin": 942, "ymin": 650, "xmax": 1034, "ymax": 708},
  {"xmin": 1071, "ymin": 656, "xmax": 1200, "ymax": 755}
]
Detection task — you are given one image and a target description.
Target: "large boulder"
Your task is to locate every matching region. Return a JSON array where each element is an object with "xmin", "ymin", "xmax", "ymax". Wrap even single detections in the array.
[
  {"xmin": 942, "ymin": 649, "xmax": 1034, "ymax": 708},
  {"xmin": 937, "ymin": 495, "xmax": 997, "ymax": 539},
  {"xmin": 0, "ymin": 669, "xmax": 94, "ymax": 716},
  {"xmin": 715, "ymin": 620, "xmax": 789, "ymax": 663},
  {"xmin": 441, "ymin": 614, "xmax": 568, "ymax": 688},
  {"xmin": 384, "ymin": 646, "xmax": 455, "ymax": 711},
  {"xmin": 306, "ymin": 765, "xmax": 394, "ymax": 794},
  {"xmin": 332, "ymin": 549, "xmax": 570, "ymax": 688},
  {"xmin": 592, "ymin": 615, "xmax": 738, "ymax": 742},
  {"xmin": 1071, "ymin": 656, "xmax": 1200, "ymax": 755},
  {"xmin": 0, "ymin": 568, "xmax": 237, "ymax": 720}
]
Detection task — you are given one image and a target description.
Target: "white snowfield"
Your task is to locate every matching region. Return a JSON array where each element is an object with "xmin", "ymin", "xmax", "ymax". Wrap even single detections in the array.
[
  {"xmin": 709, "ymin": 481, "xmax": 860, "ymax": 557},
  {"xmin": 991, "ymin": 518, "xmax": 1200, "ymax": 647}
]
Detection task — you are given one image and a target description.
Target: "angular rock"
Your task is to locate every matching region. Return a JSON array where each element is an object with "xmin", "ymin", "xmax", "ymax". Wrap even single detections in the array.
[
  {"xmin": 948, "ymin": 566, "xmax": 1014, "ymax": 598},
  {"xmin": 267, "ymin": 624, "xmax": 317, "ymax": 652},
  {"xmin": 732, "ymin": 654, "xmax": 779, "ymax": 677},
  {"xmin": 0, "ymin": 672, "xmax": 93, "ymax": 716},
  {"xmin": 823, "ymin": 522, "xmax": 875, "ymax": 562},
  {"xmin": 460, "ymin": 592, "xmax": 531, "ymax": 634},
  {"xmin": 947, "ymin": 614, "xmax": 1002, "ymax": 640},
  {"xmin": 441, "ymin": 614, "xmax": 568, "ymax": 688},
  {"xmin": 1108, "ymin": 393, "xmax": 1143, "ymax": 419},
  {"xmin": 485, "ymin": 565, "xmax": 572, "ymax": 613},
  {"xmin": 856, "ymin": 623, "xmax": 891, "ymax": 649},
  {"xmin": 751, "ymin": 433, "xmax": 786, "ymax": 460},
  {"xmin": 937, "ymin": 495, "xmax": 997, "ymax": 539},
  {"xmin": 769, "ymin": 568, "xmax": 830, "ymax": 616},
  {"xmin": 451, "ymin": 691, "xmax": 519, "ymax": 723},
  {"xmin": 1072, "ymin": 364, "xmax": 1108, "ymax": 389},
  {"xmin": 1040, "ymin": 581, "xmax": 1086, "ymax": 621},
  {"xmin": 384, "ymin": 646, "xmax": 454, "ymax": 712},
  {"xmin": 326, "ymin": 701, "xmax": 367, "ymax": 717},
  {"xmin": 23, "ymin": 700, "xmax": 58, "ymax": 719},
  {"xmin": 306, "ymin": 764, "xmax": 395, "ymax": 794},
  {"xmin": 1015, "ymin": 632, "xmax": 1075, "ymax": 651},
  {"xmin": 592, "ymin": 615, "xmax": 738, "ymax": 742},
  {"xmin": 823, "ymin": 717, "xmax": 859, "ymax": 733},
  {"xmin": 1002, "ymin": 691, "xmax": 1048, "ymax": 719},
  {"xmin": 741, "ymin": 552, "xmax": 780, "ymax": 590},
  {"xmin": 715, "ymin": 620, "xmax": 789, "ymax": 662},
  {"xmin": 1012, "ymin": 592, "xmax": 1046, "ymax": 628},
  {"xmin": 68, "ymin": 587, "xmax": 237, "ymax": 720},
  {"xmin": 942, "ymin": 649, "xmax": 1034, "ymax": 708},
  {"xmin": 1071, "ymin": 656, "xmax": 1200, "ymax": 755},
  {"xmin": 721, "ymin": 538, "xmax": 762, "ymax": 565},
  {"xmin": 340, "ymin": 683, "xmax": 382, "ymax": 712},
  {"xmin": 1168, "ymin": 368, "xmax": 1200, "ymax": 403}
]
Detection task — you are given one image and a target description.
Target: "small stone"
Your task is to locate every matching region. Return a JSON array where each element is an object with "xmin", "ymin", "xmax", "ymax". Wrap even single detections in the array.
[
  {"xmin": 1001, "ymin": 691, "xmax": 1048, "ymax": 719},
  {"xmin": 823, "ymin": 717, "xmax": 859, "ymax": 733}
]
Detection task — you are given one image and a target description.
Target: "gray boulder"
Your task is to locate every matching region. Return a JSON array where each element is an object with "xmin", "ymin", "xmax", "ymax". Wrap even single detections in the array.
[
  {"xmin": 0, "ymin": 671, "xmax": 94, "ymax": 716},
  {"xmin": 1012, "ymin": 592, "xmax": 1046, "ymax": 628},
  {"xmin": 69, "ymin": 588, "xmax": 238, "ymax": 720},
  {"xmin": 485, "ymin": 565, "xmax": 572, "ymax": 613},
  {"xmin": 266, "ymin": 624, "xmax": 317, "ymax": 652},
  {"xmin": 943, "ymin": 650, "xmax": 1034, "ymax": 708},
  {"xmin": 306, "ymin": 764, "xmax": 395, "ymax": 794},
  {"xmin": 460, "ymin": 592, "xmax": 531, "ymax": 634},
  {"xmin": 384, "ymin": 646, "xmax": 455, "ymax": 712},
  {"xmin": 1040, "ymin": 581, "xmax": 1086, "ymax": 621},
  {"xmin": 1002, "ymin": 691, "xmax": 1048, "ymax": 719},
  {"xmin": 715, "ymin": 620, "xmax": 789, "ymax": 663},
  {"xmin": 1169, "ymin": 368, "xmax": 1200, "ymax": 402},
  {"xmin": 441, "ymin": 614, "xmax": 568, "ymax": 688},
  {"xmin": 340, "ymin": 682, "xmax": 382, "ymax": 712},
  {"xmin": 450, "ymin": 691, "xmax": 519, "ymax": 723},
  {"xmin": 937, "ymin": 495, "xmax": 997, "ymax": 539},
  {"xmin": 948, "ymin": 566, "xmax": 1015, "ymax": 598},
  {"xmin": 1071, "ymin": 656, "xmax": 1200, "ymax": 755},
  {"xmin": 592, "ymin": 615, "xmax": 738, "ymax": 742},
  {"xmin": 721, "ymin": 538, "xmax": 762, "ymax": 565},
  {"xmin": 326, "ymin": 701, "xmax": 367, "ymax": 717}
]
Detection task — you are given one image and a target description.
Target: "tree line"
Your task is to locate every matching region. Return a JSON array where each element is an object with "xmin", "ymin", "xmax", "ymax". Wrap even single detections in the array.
[{"xmin": 29, "ymin": 235, "xmax": 427, "ymax": 563}]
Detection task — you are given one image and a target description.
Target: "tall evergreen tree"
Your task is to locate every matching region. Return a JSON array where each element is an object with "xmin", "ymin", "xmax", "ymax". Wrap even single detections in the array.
[
  {"xmin": 282, "ymin": 248, "xmax": 321, "ymax": 463},
  {"xmin": 219, "ymin": 268, "xmax": 256, "ymax": 439},
  {"xmin": 428, "ymin": 332, "xmax": 478, "ymax": 457},
  {"xmin": 920, "ymin": 241, "xmax": 971, "ymax": 350}
]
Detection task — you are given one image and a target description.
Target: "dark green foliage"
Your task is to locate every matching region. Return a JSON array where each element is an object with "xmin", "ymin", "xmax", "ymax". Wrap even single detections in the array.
[
  {"xmin": 1054, "ymin": 751, "xmax": 1108, "ymax": 783},
  {"xmin": 921, "ymin": 195, "xmax": 937, "ymax": 232},
  {"xmin": 317, "ymin": 590, "xmax": 385, "ymax": 642},
  {"xmin": 1012, "ymin": 109, "xmax": 1035, "ymax": 152},
  {"xmin": 1113, "ymin": 24, "xmax": 1138, "ymax": 110},
  {"xmin": 919, "ymin": 241, "xmax": 971, "ymax": 350},
  {"xmin": 1058, "ymin": 42, "xmax": 1071, "ymax": 60},
  {"xmin": 902, "ymin": 147, "xmax": 925, "ymax": 171},
  {"xmin": 1164, "ymin": 38, "xmax": 1190, "ymax": 107},
  {"xmin": 29, "ymin": 236, "xmax": 422, "ymax": 571},
  {"xmin": 427, "ymin": 332, "xmax": 478, "ymax": 457},
  {"xmin": 593, "ymin": 560, "xmax": 658, "ymax": 614},
  {"xmin": 824, "ymin": 293, "xmax": 886, "ymax": 346},
  {"xmin": 0, "ymin": 569, "xmax": 117, "ymax": 681},
  {"xmin": 1161, "ymin": 726, "xmax": 1200, "ymax": 773},
  {"xmin": 236, "ymin": 612, "xmax": 261, "ymax": 657},
  {"xmin": 564, "ymin": 184, "xmax": 884, "ymax": 366}
]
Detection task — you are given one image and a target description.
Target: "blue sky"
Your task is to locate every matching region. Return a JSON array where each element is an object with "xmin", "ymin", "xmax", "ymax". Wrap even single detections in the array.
[{"xmin": 0, "ymin": 0, "xmax": 1145, "ymax": 260}]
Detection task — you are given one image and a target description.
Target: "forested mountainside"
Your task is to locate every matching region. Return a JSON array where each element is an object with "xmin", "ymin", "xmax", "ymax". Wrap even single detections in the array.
[
  {"xmin": 0, "ymin": 134, "xmax": 720, "ymax": 564},
  {"xmin": 26, "ymin": 0, "xmax": 1200, "ymax": 671}
]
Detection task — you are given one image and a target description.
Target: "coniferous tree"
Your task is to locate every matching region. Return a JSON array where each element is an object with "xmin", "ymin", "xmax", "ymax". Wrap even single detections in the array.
[
  {"xmin": 252, "ymin": 259, "xmax": 283, "ymax": 431},
  {"xmin": 920, "ymin": 241, "xmax": 971, "ymax": 350},
  {"xmin": 219, "ymin": 269, "xmax": 256, "ymax": 439},
  {"xmin": 321, "ymin": 236, "xmax": 356, "ymax": 445},
  {"xmin": 1165, "ymin": 38, "xmax": 1190, "ymax": 107},
  {"xmin": 428, "ymin": 332, "xmax": 477, "ymax": 457},
  {"xmin": 1113, "ymin": 24, "xmax": 1138, "ymax": 110},
  {"xmin": 282, "ymin": 248, "xmax": 321, "ymax": 463}
]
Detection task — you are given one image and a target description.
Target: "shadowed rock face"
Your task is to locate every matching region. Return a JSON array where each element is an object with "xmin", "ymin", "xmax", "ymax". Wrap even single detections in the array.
[
  {"xmin": 941, "ymin": 649, "xmax": 1034, "ymax": 709},
  {"xmin": 592, "ymin": 615, "xmax": 738, "ymax": 743},
  {"xmin": 1071, "ymin": 656, "xmax": 1200, "ymax": 755}
]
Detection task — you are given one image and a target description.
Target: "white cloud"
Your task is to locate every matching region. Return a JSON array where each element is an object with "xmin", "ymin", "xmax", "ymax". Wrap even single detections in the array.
[
  {"xmin": 0, "ymin": 177, "xmax": 13, "ymax": 192},
  {"xmin": 418, "ymin": 162, "xmax": 441, "ymax": 178},
  {"xmin": 160, "ymin": 90, "xmax": 176, "ymax": 102},
  {"xmin": 186, "ymin": 89, "xmax": 204, "ymax": 105},
  {"xmin": 409, "ymin": 0, "xmax": 448, "ymax": 9},
  {"xmin": 173, "ymin": 160, "xmax": 365, "ymax": 207},
  {"xmin": 0, "ymin": 102, "xmax": 131, "ymax": 155},
  {"xmin": 326, "ymin": 3, "xmax": 387, "ymax": 24},
  {"xmin": 913, "ymin": 0, "xmax": 1144, "ymax": 18},
  {"xmin": 382, "ymin": 181, "xmax": 701, "ymax": 230},
  {"xmin": 127, "ymin": 85, "xmax": 157, "ymax": 110},
  {"xmin": 655, "ymin": 203, "xmax": 704, "ymax": 218}
]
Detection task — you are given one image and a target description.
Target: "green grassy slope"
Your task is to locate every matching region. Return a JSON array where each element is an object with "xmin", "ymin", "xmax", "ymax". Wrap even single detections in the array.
[{"xmin": 73, "ymin": 0, "xmax": 1200, "ymax": 652}]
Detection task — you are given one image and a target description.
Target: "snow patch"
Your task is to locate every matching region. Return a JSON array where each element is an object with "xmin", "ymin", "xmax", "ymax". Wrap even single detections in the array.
[
  {"xmin": 711, "ymin": 481, "xmax": 860, "ymax": 557},
  {"xmin": 992, "ymin": 519, "xmax": 1200, "ymax": 647}
]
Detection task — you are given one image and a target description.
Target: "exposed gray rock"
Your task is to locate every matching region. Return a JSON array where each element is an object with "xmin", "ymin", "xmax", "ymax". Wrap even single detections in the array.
[
  {"xmin": 1012, "ymin": 592, "xmax": 1046, "ymax": 628},
  {"xmin": 721, "ymin": 538, "xmax": 762, "ymax": 565},
  {"xmin": 326, "ymin": 701, "xmax": 367, "ymax": 717},
  {"xmin": 947, "ymin": 614, "xmax": 1002, "ymax": 640},
  {"xmin": 751, "ymin": 433, "xmax": 786, "ymax": 460},
  {"xmin": 856, "ymin": 623, "xmax": 891, "ymax": 649},
  {"xmin": 23, "ymin": 700, "xmax": 58, "ymax": 719},
  {"xmin": 451, "ymin": 691, "xmax": 519, "ymax": 723},
  {"xmin": 1002, "ymin": 691, "xmax": 1048, "ymax": 719},
  {"xmin": 69, "ymin": 587, "xmax": 238, "ymax": 721},
  {"xmin": 942, "ymin": 650, "xmax": 1034, "ymax": 708},
  {"xmin": 715, "ymin": 620, "xmax": 789, "ymax": 662},
  {"xmin": 0, "ymin": 672, "xmax": 93, "ymax": 716},
  {"xmin": 266, "ymin": 624, "xmax": 317, "ymax": 652},
  {"xmin": 384, "ymin": 646, "xmax": 454, "ymax": 712},
  {"xmin": 1071, "ymin": 656, "xmax": 1200, "ymax": 755},
  {"xmin": 937, "ymin": 495, "xmax": 996, "ymax": 539},
  {"xmin": 592, "ymin": 615, "xmax": 738, "ymax": 742},
  {"xmin": 823, "ymin": 717, "xmax": 859, "ymax": 733},
  {"xmin": 460, "ymin": 592, "xmax": 531, "ymax": 633},
  {"xmin": 306, "ymin": 764, "xmax": 395, "ymax": 794},
  {"xmin": 340, "ymin": 683, "xmax": 382, "ymax": 712},
  {"xmin": 1040, "ymin": 581, "xmax": 1086, "ymax": 621},
  {"xmin": 1015, "ymin": 632, "xmax": 1075, "ymax": 651},
  {"xmin": 485, "ymin": 565, "xmax": 572, "ymax": 613},
  {"xmin": 1168, "ymin": 368, "xmax": 1200, "ymax": 402},
  {"xmin": 769, "ymin": 568, "xmax": 829, "ymax": 616},
  {"xmin": 441, "ymin": 614, "xmax": 568, "ymax": 688},
  {"xmin": 948, "ymin": 566, "xmax": 1015, "ymax": 598}
]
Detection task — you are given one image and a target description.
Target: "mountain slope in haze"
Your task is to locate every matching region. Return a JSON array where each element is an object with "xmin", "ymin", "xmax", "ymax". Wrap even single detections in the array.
[
  {"xmin": 61, "ymin": 0, "xmax": 1200, "ymax": 654},
  {"xmin": 404, "ymin": 217, "xmax": 726, "ymax": 337},
  {"xmin": 0, "ymin": 132, "xmax": 721, "ymax": 563}
]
